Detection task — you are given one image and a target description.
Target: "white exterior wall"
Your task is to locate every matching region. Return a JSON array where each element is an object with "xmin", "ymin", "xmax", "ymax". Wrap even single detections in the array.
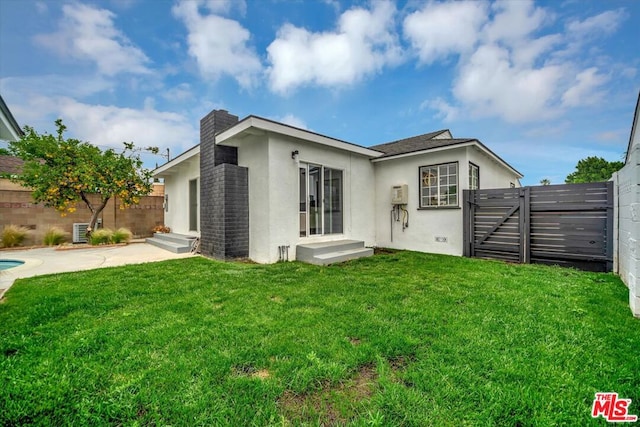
[
  {"xmin": 236, "ymin": 133, "xmax": 376, "ymax": 263},
  {"xmin": 467, "ymin": 146, "xmax": 521, "ymax": 189},
  {"xmin": 374, "ymin": 146, "xmax": 521, "ymax": 256},
  {"xmin": 236, "ymin": 135, "xmax": 271, "ymax": 263},
  {"xmin": 615, "ymin": 142, "xmax": 640, "ymax": 318},
  {"xmin": 161, "ymin": 155, "xmax": 200, "ymax": 236}
]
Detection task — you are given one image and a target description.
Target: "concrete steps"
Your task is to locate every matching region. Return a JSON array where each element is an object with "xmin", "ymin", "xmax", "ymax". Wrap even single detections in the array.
[
  {"xmin": 296, "ymin": 240, "xmax": 373, "ymax": 265},
  {"xmin": 146, "ymin": 233, "xmax": 197, "ymax": 254}
]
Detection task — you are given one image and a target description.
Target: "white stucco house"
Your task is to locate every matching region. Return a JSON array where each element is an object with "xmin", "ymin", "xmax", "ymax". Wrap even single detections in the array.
[
  {"xmin": 152, "ymin": 109, "xmax": 522, "ymax": 264},
  {"xmin": 611, "ymin": 91, "xmax": 640, "ymax": 317}
]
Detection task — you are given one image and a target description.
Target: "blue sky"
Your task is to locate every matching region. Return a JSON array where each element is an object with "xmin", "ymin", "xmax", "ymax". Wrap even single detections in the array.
[{"xmin": 0, "ymin": 0, "xmax": 638, "ymax": 185}]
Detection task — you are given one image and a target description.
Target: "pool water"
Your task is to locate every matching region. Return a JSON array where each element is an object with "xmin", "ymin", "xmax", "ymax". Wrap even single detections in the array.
[{"xmin": 0, "ymin": 260, "xmax": 25, "ymax": 270}]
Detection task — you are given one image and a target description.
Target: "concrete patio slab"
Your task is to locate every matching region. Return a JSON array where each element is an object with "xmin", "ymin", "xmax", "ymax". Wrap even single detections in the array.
[{"xmin": 0, "ymin": 243, "xmax": 195, "ymax": 299}]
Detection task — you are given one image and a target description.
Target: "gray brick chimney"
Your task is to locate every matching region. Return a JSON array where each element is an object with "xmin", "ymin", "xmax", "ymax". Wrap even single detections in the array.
[{"xmin": 199, "ymin": 109, "xmax": 249, "ymax": 259}]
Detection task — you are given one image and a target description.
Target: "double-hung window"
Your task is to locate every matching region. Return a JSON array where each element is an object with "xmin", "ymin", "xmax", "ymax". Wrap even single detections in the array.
[{"xmin": 419, "ymin": 162, "xmax": 458, "ymax": 208}]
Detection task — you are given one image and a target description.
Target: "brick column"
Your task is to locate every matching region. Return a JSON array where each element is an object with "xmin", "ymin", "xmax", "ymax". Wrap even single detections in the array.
[{"xmin": 199, "ymin": 109, "xmax": 249, "ymax": 259}]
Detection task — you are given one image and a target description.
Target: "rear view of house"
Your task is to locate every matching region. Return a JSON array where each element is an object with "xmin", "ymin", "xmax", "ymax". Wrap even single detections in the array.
[{"xmin": 153, "ymin": 109, "xmax": 522, "ymax": 264}]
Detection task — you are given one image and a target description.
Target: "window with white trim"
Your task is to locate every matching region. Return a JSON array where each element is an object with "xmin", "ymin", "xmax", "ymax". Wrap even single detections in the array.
[
  {"xmin": 469, "ymin": 162, "xmax": 479, "ymax": 190},
  {"xmin": 419, "ymin": 162, "xmax": 458, "ymax": 208}
]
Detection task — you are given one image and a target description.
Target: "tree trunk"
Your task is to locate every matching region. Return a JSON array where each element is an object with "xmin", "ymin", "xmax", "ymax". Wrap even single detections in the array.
[{"xmin": 80, "ymin": 192, "xmax": 110, "ymax": 237}]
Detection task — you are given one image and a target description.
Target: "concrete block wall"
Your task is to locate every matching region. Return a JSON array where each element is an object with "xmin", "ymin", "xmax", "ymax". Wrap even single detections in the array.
[
  {"xmin": 0, "ymin": 181, "xmax": 164, "ymax": 244},
  {"xmin": 615, "ymin": 144, "xmax": 640, "ymax": 317}
]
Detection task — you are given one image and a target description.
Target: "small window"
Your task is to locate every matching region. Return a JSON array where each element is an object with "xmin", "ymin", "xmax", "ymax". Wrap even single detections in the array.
[
  {"xmin": 419, "ymin": 162, "xmax": 458, "ymax": 208},
  {"xmin": 469, "ymin": 163, "xmax": 479, "ymax": 190},
  {"xmin": 164, "ymin": 194, "xmax": 169, "ymax": 212}
]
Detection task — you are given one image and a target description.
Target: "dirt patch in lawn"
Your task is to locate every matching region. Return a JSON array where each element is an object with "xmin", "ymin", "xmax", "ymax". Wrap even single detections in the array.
[
  {"xmin": 373, "ymin": 247, "xmax": 400, "ymax": 255},
  {"xmin": 348, "ymin": 337, "xmax": 361, "ymax": 346},
  {"xmin": 278, "ymin": 363, "xmax": 377, "ymax": 425},
  {"xmin": 232, "ymin": 365, "xmax": 271, "ymax": 380}
]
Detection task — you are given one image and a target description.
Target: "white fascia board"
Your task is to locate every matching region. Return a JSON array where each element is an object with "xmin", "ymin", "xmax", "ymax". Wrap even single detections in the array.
[
  {"xmin": 153, "ymin": 145, "xmax": 200, "ymax": 177},
  {"xmin": 217, "ymin": 116, "xmax": 384, "ymax": 158},
  {"xmin": 0, "ymin": 111, "xmax": 21, "ymax": 142},
  {"xmin": 372, "ymin": 141, "xmax": 523, "ymax": 179}
]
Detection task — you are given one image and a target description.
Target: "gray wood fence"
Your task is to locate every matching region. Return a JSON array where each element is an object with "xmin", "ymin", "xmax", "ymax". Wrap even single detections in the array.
[{"xmin": 463, "ymin": 182, "xmax": 613, "ymax": 272}]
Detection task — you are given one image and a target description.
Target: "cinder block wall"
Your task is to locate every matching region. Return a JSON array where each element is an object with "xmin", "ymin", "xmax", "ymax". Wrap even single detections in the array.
[
  {"xmin": 0, "ymin": 180, "xmax": 164, "ymax": 245},
  {"xmin": 615, "ymin": 144, "xmax": 640, "ymax": 317}
]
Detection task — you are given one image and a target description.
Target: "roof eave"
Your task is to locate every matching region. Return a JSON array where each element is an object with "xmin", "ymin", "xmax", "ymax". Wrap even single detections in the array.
[
  {"xmin": 626, "ymin": 91, "xmax": 640, "ymax": 164},
  {"xmin": 152, "ymin": 145, "xmax": 200, "ymax": 177},
  {"xmin": 372, "ymin": 140, "xmax": 523, "ymax": 179},
  {"xmin": 0, "ymin": 95, "xmax": 23, "ymax": 141},
  {"xmin": 217, "ymin": 116, "xmax": 384, "ymax": 158}
]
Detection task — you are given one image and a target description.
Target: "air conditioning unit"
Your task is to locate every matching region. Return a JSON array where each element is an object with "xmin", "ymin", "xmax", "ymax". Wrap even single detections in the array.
[{"xmin": 73, "ymin": 223, "xmax": 90, "ymax": 243}]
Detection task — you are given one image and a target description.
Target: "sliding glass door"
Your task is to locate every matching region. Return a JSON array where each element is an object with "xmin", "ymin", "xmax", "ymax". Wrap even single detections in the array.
[{"xmin": 299, "ymin": 163, "xmax": 343, "ymax": 237}]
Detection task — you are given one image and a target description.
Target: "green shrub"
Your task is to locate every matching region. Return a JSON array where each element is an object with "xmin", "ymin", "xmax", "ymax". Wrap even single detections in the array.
[
  {"xmin": 1, "ymin": 225, "xmax": 30, "ymax": 248},
  {"xmin": 89, "ymin": 228, "xmax": 113, "ymax": 245},
  {"xmin": 43, "ymin": 226, "xmax": 68, "ymax": 246},
  {"xmin": 112, "ymin": 227, "xmax": 132, "ymax": 244}
]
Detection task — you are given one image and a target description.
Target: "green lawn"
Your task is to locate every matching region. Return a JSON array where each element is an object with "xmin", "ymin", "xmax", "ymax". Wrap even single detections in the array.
[{"xmin": 1, "ymin": 251, "xmax": 638, "ymax": 426}]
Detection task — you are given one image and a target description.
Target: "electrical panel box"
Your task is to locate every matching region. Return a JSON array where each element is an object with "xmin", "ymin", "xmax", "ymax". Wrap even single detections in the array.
[{"xmin": 391, "ymin": 184, "xmax": 408, "ymax": 204}]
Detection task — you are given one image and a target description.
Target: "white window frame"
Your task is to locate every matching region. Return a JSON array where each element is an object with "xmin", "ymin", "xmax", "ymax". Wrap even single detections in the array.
[
  {"xmin": 419, "ymin": 162, "xmax": 459, "ymax": 208},
  {"xmin": 469, "ymin": 162, "xmax": 479, "ymax": 190}
]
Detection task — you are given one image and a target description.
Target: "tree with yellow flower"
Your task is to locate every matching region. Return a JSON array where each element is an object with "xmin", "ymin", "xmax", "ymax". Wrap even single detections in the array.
[{"xmin": 9, "ymin": 119, "xmax": 153, "ymax": 236}]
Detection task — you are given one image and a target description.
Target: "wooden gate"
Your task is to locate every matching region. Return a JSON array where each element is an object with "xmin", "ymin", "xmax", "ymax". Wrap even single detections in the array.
[{"xmin": 463, "ymin": 182, "xmax": 613, "ymax": 272}]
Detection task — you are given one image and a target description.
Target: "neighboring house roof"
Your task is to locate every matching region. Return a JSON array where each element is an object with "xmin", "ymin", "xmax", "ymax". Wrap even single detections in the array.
[
  {"xmin": 0, "ymin": 95, "xmax": 23, "ymax": 142},
  {"xmin": 626, "ymin": 90, "xmax": 640, "ymax": 164},
  {"xmin": 0, "ymin": 155, "xmax": 24, "ymax": 175},
  {"xmin": 370, "ymin": 130, "xmax": 523, "ymax": 178}
]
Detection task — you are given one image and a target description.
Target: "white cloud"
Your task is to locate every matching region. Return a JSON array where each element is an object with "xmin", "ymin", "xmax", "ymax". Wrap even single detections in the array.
[
  {"xmin": 403, "ymin": 1, "xmax": 488, "ymax": 64},
  {"xmin": 566, "ymin": 9, "xmax": 627, "ymax": 37},
  {"xmin": 594, "ymin": 129, "xmax": 625, "ymax": 144},
  {"xmin": 267, "ymin": 0, "xmax": 402, "ymax": 94},
  {"xmin": 0, "ymin": 75, "xmax": 114, "ymax": 130},
  {"xmin": 57, "ymin": 98, "xmax": 198, "ymax": 152},
  {"xmin": 172, "ymin": 0, "xmax": 261, "ymax": 88},
  {"xmin": 411, "ymin": 1, "xmax": 623, "ymax": 123},
  {"xmin": 0, "ymin": 79, "xmax": 198, "ymax": 158},
  {"xmin": 483, "ymin": 0, "xmax": 551, "ymax": 45},
  {"xmin": 161, "ymin": 83, "xmax": 194, "ymax": 102},
  {"xmin": 422, "ymin": 97, "xmax": 459, "ymax": 122},
  {"xmin": 561, "ymin": 67, "xmax": 609, "ymax": 107},
  {"xmin": 454, "ymin": 44, "xmax": 564, "ymax": 122},
  {"xmin": 1, "ymin": 75, "xmax": 113, "ymax": 101},
  {"xmin": 277, "ymin": 114, "xmax": 308, "ymax": 130},
  {"xmin": 201, "ymin": 0, "xmax": 247, "ymax": 15},
  {"xmin": 34, "ymin": 3, "xmax": 150, "ymax": 76}
]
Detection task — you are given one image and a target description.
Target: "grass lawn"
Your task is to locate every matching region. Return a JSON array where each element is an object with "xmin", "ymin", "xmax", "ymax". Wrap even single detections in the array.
[{"xmin": 1, "ymin": 251, "xmax": 638, "ymax": 426}]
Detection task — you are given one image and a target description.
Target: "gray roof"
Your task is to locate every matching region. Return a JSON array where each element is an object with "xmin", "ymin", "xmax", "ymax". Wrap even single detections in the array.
[
  {"xmin": 370, "ymin": 129, "xmax": 523, "ymax": 178},
  {"xmin": 370, "ymin": 130, "xmax": 473, "ymax": 158}
]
